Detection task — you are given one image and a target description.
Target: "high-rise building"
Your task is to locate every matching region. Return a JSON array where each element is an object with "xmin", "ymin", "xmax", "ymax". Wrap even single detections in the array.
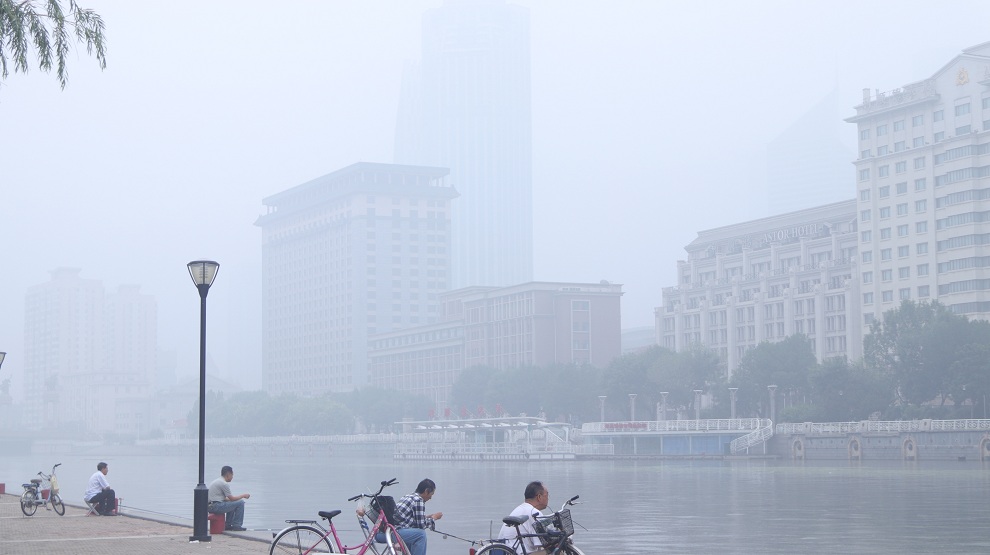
[
  {"xmin": 848, "ymin": 41, "xmax": 990, "ymax": 323},
  {"xmin": 767, "ymin": 89, "xmax": 854, "ymax": 215},
  {"xmin": 23, "ymin": 269, "xmax": 156, "ymax": 433},
  {"xmin": 394, "ymin": 0, "xmax": 533, "ymax": 289},
  {"xmin": 256, "ymin": 162, "xmax": 457, "ymax": 394}
]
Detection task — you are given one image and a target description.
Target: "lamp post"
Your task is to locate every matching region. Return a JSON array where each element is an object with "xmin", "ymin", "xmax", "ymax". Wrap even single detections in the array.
[
  {"xmin": 768, "ymin": 384, "xmax": 778, "ymax": 423},
  {"xmin": 729, "ymin": 387, "xmax": 738, "ymax": 419},
  {"xmin": 660, "ymin": 392, "xmax": 668, "ymax": 422},
  {"xmin": 693, "ymin": 390, "xmax": 703, "ymax": 420},
  {"xmin": 598, "ymin": 395, "xmax": 606, "ymax": 423},
  {"xmin": 628, "ymin": 393, "xmax": 637, "ymax": 421},
  {"xmin": 187, "ymin": 260, "xmax": 219, "ymax": 543}
]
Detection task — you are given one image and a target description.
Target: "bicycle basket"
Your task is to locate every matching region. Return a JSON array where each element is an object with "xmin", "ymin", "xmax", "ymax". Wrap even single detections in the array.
[
  {"xmin": 371, "ymin": 495, "xmax": 397, "ymax": 523},
  {"xmin": 554, "ymin": 509, "xmax": 574, "ymax": 535},
  {"xmin": 49, "ymin": 475, "xmax": 59, "ymax": 495}
]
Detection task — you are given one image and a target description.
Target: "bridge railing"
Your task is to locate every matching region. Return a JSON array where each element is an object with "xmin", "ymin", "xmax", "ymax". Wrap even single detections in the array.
[
  {"xmin": 582, "ymin": 418, "xmax": 768, "ymax": 434},
  {"xmin": 730, "ymin": 421, "xmax": 774, "ymax": 454},
  {"xmin": 775, "ymin": 419, "xmax": 990, "ymax": 435}
]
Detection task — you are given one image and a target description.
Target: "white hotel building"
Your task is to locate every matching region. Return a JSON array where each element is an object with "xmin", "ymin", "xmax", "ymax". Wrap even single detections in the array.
[
  {"xmin": 849, "ymin": 41, "xmax": 990, "ymax": 323},
  {"xmin": 658, "ymin": 201, "xmax": 861, "ymax": 379}
]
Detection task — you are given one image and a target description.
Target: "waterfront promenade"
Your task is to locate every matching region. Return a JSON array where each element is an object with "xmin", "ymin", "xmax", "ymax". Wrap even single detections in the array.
[{"xmin": 0, "ymin": 493, "xmax": 269, "ymax": 554}]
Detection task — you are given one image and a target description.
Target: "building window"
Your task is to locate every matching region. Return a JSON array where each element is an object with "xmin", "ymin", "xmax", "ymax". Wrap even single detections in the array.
[
  {"xmin": 955, "ymin": 103, "xmax": 971, "ymax": 116},
  {"xmin": 918, "ymin": 285, "xmax": 930, "ymax": 297},
  {"xmin": 878, "ymin": 145, "xmax": 890, "ymax": 156},
  {"xmin": 897, "ymin": 203, "xmax": 909, "ymax": 216},
  {"xmin": 916, "ymin": 221, "xmax": 928, "ymax": 233},
  {"xmin": 882, "ymin": 269, "xmax": 892, "ymax": 282},
  {"xmin": 896, "ymin": 161, "xmax": 907, "ymax": 173},
  {"xmin": 881, "ymin": 248, "xmax": 892, "ymax": 261},
  {"xmin": 880, "ymin": 206, "xmax": 891, "ymax": 219},
  {"xmin": 957, "ymin": 124, "xmax": 972, "ymax": 135},
  {"xmin": 878, "ymin": 165, "xmax": 889, "ymax": 177},
  {"xmin": 914, "ymin": 157, "xmax": 926, "ymax": 170},
  {"xmin": 916, "ymin": 242, "xmax": 929, "ymax": 255},
  {"xmin": 861, "ymin": 149, "xmax": 871, "ymax": 159},
  {"xmin": 882, "ymin": 290, "xmax": 894, "ymax": 302},
  {"xmin": 861, "ymin": 209, "xmax": 872, "ymax": 222},
  {"xmin": 934, "ymin": 110, "xmax": 944, "ymax": 122},
  {"xmin": 899, "ymin": 267, "xmax": 910, "ymax": 279},
  {"xmin": 913, "ymin": 137, "xmax": 925, "ymax": 148},
  {"xmin": 899, "ymin": 288, "xmax": 911, "ymax": 300},
  {"xmin": 895, "ymin": 141, "xmax": 906, "ymax": 152},
  {"xmin": 879, "ymin": 185, "xmax": 890, "ymax": 198},
  {"xmin": 861, "ymin": 230, "xmax": 872, "ymax": 242},
  {"xmin": 984, "ymin": 98, "xmax": 990, "ymax": 110},
  {"xmin": 934, "ymin": 131, "xmax": 944, "ymax": 143},
  {"xmin": 881, "ymin": 228, "xmax": 892, "ymax": 240},
  {"xmin": 863, "ymin": 292, "xmax": 874, "ymax": 304},
  {"xmin": 913, "ymin": 114, "xmax": 925, "ymax": 127},
  {"xmin": 917, "ymin": 263, "xmax": 929, "ymax": 276},
  {"xmin": 915, "ymin": 199, "xmax": 927, "ymax": 213},
  {"xmin": 862, "ymin": 271, "xmax": 873, "ymax": 284},
  {"xmin": 859, "ymin": 169, "xmax": 871, "ymax": 181},
  {"xmin": 877, "ymin": 124, "xmax": 888, "ymax": 136},
  {"xmin": 894, "ymin": 120, "xmax": 905, "ymax": 131},
  {"xmin": 860, "ymin": 129, "xmax": 870, "ymax": 140},
  {"xmin": 898, "ymin": 224, "xmax": 909, "ymax": 237},
  {"xmin": 860, "ymin": 189, "xmax": 871, "ymax": 201},
  {"xmin": 862, "ymin": 250, "xmax": 873, "ymax": 263},
  {"xmin": 915, "ymin": 178, "xmax": 927, "ymax": 191},
  {"xmin": 896, "ymin": 182, "xmax": 908, "ymax": 195}
]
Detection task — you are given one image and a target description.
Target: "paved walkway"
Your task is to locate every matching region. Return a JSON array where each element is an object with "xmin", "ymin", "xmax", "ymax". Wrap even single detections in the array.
[{"xmin": 0, "ymin": 493, "xmax": 271, "ymax": 554}]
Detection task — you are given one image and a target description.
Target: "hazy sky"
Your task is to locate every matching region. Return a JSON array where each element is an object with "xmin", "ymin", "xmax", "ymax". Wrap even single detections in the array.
[{"xmin": 2, "ymin": 0, "xmax": 989, "ymax": 394}]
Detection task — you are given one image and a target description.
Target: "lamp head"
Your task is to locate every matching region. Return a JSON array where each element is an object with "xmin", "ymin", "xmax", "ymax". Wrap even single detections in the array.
[
  {"xmin": 0, "ymin": 352, "xmax": 5, "ymax": 369},
  {"xmin": 187, "ymin": 261, "xmax": 220, "ymax": 289}
]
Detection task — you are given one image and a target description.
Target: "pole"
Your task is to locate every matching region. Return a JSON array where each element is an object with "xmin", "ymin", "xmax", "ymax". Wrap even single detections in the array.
[
  {"xmin": 598, "ymin": 396, "xmax": 606, "ymax": 423},
  {"xmin": 729, "ymin": 388, "xmax": 738, "ymax": 420},
  {"xmin": 190, "ymin": 285, "xmax": 211, "ymax": 542}
]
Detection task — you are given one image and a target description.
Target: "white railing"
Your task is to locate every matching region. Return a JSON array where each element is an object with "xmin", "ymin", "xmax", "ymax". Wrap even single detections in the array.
[
  {"xmin": 582, "ymin": 418, "xmax": 768, "ymax": 434},
  {"xmin": 730, "ymin": 421, "xmax": 774, "ymax": 454},
  {"xmin": 394, "ymin": 442, "xmax": 574, "ymax": 456},
  {"xmin": 775, "ymin": 419, "xmax": 990, "ymax": 435}
]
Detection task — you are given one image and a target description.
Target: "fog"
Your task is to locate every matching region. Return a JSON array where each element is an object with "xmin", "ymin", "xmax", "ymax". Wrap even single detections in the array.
[{"xmin": 1, "ymin": 0, "xmax": 989, "ymax": 399}]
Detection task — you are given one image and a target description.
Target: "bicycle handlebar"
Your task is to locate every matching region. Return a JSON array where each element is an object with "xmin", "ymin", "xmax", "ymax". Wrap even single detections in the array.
[{"xmin": 349, "ymin": 478, "xmax": 399, "ymax": 503}]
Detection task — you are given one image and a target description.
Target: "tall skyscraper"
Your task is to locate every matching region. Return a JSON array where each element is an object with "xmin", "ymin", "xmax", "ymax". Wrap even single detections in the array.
[
  {"xmin": 256, "ymin": 162, "xmax": 457, "ymax": 395},
  {"xmin": 767, "ymin": 89, "xmax": 854, "ymax": 215},
  {"xmin": 394, "ymin": 0, "xmax": 533, "ymax": 289},
  {"xmin": 849, "ymin": 41, "xmax": 990, "ymax": 323}
]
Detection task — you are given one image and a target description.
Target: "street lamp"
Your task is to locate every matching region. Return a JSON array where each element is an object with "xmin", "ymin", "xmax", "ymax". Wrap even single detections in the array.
[
  {"xmin": 0, "ymin": 351, "xmax": 6, "ymax": 369},
  {"xmin": 187, "ymin": 260, "xmax": 219, "ymax": 543},
  {"xmin": 693, "ymin": 390, "xmax": 702, "ymax": 420},
  {"xmin": 660, "ymin": 392, "xmax": 668, "ymax": 422},
  {"xmin": 768, "ymin": 384, "xmax": 778, "ymax": 423},
  {"xmin": 729, "ymin": 387, "xmax": 738, "ymax": 419},
  {"xmin": 598, "ymin": 395, "xmax": 606, "ymax": 423},
  {"xmin": 629, "ymin": 393, "xmax": 637, "ymax": 421}
]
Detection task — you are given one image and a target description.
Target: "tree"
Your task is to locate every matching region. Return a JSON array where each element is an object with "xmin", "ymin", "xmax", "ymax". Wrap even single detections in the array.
[
  {"xmin": 731, "ymin": 334, "xmax": 817, "ymax": 419},
  {"xmin": 0, "ymin": 0, "xmax": 107, "ymax": 88}
]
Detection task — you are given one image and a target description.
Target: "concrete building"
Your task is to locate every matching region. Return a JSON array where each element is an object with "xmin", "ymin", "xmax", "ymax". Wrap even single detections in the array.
[
  {"xmin": 659, "ymin": 201, "xmax": 861, "ymax": 379},
  {"xmin": 848, "ymin": 41, "xmax": 990, "ymax": 323},
  {"xmin": 23, "ymin": 269, "xmax": 156, "ymax": 435},
  {"xmin": 394, "ymin": 0, "xmax": 533, "ymax": 289},
  {"xmin": 368, "ymin": 281, "xmax": 623, "ymax": 407},
  {"xmin": 256, "ymin": 162, "xmax": 457, "ymax": 395}
]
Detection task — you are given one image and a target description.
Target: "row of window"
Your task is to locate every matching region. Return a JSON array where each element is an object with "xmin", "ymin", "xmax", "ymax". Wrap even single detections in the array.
[
  {"xmin": 860, "ymin": 179, "xmax": 926, "ymax": 201},
  {"xmin": 861, "ymin": 226, "xmax": 930, "ymax": 242},
  {"xmin": 859, "ymin": 100, "xmax": 990, "ymax": 141},
  {"xmin": 860, "ymin": 157, "xmax": 926, "ymax": 181},
  {"xmin": 862, "ymin": 263, "xmax": 930, "ymax": 284},
  {"xmin": 860, "ymin": 201, "xmax": 928, "ymax": 221},
  {"xmin": 862, "ymin": 243, "xmax": 927, "ymax": 263},
  {"xmin": 863, "ymin": 285, "xmax": 931, "ymax": 305}
]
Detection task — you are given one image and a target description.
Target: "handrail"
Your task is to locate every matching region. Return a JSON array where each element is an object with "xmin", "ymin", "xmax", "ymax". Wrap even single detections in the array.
[
  {"xmin": 775, "ymin": 419, "xmax": 990, "ymax": 434},
  {"xmin": 730, "ymin": 421, "xmax": 774, "ymax": 454}
]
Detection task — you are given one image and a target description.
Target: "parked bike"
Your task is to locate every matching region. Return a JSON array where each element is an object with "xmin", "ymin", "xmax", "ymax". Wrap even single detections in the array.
[{"xmin": 21, "ymin": 463, "xmax": 65, "ymax": 517}]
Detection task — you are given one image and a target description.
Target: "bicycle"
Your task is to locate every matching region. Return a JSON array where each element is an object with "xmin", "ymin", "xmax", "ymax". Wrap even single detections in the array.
[
  {"xmin": 471, "ymin": 495, "xmax": 585, "ymax": 555},
  {"xmin": 20, "ymin": 463, "xmax": 65, "ymax": 517},
  {"xmin": 270, "ymin": 478, "xmax": 411, "ymax": 555}
]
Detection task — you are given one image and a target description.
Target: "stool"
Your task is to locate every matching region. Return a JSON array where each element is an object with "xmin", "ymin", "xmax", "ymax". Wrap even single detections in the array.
[
  {"xmin": 208, "ymin": 512, "xmax": 225, "ymax": 534},
  {"xmin": 84, "ymin": 498, "xmax": 99, "ymax": 516}
]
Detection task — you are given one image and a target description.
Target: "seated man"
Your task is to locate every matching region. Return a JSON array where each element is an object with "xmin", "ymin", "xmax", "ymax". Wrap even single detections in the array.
[
  {"xmin": 207, "ymin": 465, "xmax": 250, "ymax": 531},
  {"xmin": 496, "ymin": 481, "xmax": 551, "ymax": 555},
  {"xmin": 391, "ymin": 478, "xmax": 443, "ymax": 555},
  {"xmin": 84, "ymin": 462, "xmax": 117, "ymax": 516}
]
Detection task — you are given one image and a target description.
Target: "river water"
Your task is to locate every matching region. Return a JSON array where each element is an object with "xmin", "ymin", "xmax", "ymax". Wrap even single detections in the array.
[{"xmin": 2, "ymin": 448, "xmax": 988, "ymax": 554}]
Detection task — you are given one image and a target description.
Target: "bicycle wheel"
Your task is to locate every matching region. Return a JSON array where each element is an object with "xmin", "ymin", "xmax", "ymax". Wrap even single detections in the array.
[
  {"xmin": 475, "ymin": 543, "xmax": 515, "ymax": 555},
  {"xmin": 51, "ymin": 494, "xmax": 65, "ymax": 516},
  {"xmin": 557, "ymin": 542, "xmax": 586, "ymax": 555},
  {"xmin": 20, "ymin": 491, "xmax": 37, "ymax": 516},
  {"xmin": 384, "ymin": 528, "xmax": 411, "ymax": 555},
  {"xmin": 270, "ymin": 525, "xmax": 335, "ymax": 555}
]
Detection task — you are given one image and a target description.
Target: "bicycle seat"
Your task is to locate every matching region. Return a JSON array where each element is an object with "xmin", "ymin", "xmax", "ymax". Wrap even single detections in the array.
[
  {"xmin": 30, "ymin": 478, "xmax": 42, "ymax": 484},
  {"xmin": 22, "ymin": 483, "xmax": 37, "ymax": 489},
  {"xmin": 318, "ymin": 510, "xmax": 342, "ymax": 520},
  {"xmin": 502, "ymin": 515, "xmax": 529, "ymax": 527}
]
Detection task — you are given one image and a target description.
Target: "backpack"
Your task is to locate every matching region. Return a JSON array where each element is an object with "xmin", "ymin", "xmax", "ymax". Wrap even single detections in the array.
[{"xmin": 370, "ymin": 495, "xmax": 397, "ymax": 523}]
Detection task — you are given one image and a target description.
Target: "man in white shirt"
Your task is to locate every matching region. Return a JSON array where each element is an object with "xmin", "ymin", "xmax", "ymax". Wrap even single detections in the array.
[
  {"xmin": 497, "ymin": 481, "xmax": 550, "ymax": 555},
  {"xmin": 84, "ymin": 462, "xmax": 117, "ymax": 516}
]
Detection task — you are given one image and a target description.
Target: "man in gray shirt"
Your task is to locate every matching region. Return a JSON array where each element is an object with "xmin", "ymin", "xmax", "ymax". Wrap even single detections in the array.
[{"xmin": 207, "ymin": 465, "xmax": 250, "ymax": 531}]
